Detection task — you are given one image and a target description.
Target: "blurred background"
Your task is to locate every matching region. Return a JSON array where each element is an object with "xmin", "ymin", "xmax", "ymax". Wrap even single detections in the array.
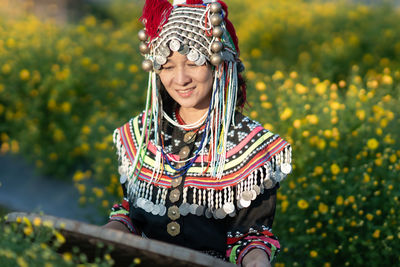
[{"xmin": 0, "ymin": 0, "xmax": 399, "ymax": 266}]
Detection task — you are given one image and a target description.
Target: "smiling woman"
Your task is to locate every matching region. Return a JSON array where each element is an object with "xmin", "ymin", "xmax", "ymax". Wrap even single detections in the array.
[{"xmin": 103, "ymin": 0, "xmax": 292, "ymax": 266}]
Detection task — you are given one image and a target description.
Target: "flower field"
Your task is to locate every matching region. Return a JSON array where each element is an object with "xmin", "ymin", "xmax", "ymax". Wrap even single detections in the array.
[{"xmin": 1, "ymin": 0, "xmax": 399, "ymax": 266}]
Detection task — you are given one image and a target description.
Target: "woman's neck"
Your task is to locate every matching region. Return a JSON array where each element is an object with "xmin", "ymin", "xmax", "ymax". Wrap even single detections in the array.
[{"xmin": 178, "ymin": 107, "xmax": 208, "ymax": 125}]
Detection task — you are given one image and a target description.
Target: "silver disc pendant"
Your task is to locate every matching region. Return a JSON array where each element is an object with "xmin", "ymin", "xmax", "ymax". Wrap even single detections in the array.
[
  {"xmin": 195, "ymin": 54, "xmax": 206, "ymax": 66},
  {"xmin": 187, "ymin": 49, "xmax": 199, "ymax": 62},
  {"xmin": 179, "ymin": 202, "xmax": 191, "ymax": 216},
  {"xmin": 159, "ymin": 46, "xmax": 171, "ymax": 57},
  {"xmin": 223, "ymin": 202, "xmax": 235, "ymax": 214},
  {"xmin": 281, "ymin": 163, "xmax": 292, "ymax": 174},
  {"xmin": 253, "ymin": 185, "xmax": 261, "ymax": 195},
  {"xmin": 159, "ymin": 205, "xmax": 167, "ymax": 216},
  {"xmin": 264, "ymin": 178, "xmax": 275, "ymax": 189},
  {"xmin": 195, "ymin": 205, "xmax": 205, "ymax": 216},
  {"xmin": 239, "ymin": 198, "xmax": 251, "ymax": 208},
  {"xmin": 169, "ymin": 39, "xmax": 181, "ymax": 52},
  {"xmin": 155, "ymin": 55, "xmax": 167, "ymax": 65},
  {"xmin": 151, "ymin": 204, "xmax": 161, "ymax": 215},
  {"xmin": 178, "ymin": 44, "xmax": 189, "ymax": 55},
  {"xmin": 136, "ymin": 197, "xmax": 144, "ymax": 209},
  {"xmin": 228, "ymin": 211, "xmax": 236, "ymax": 217},
  {"xmin": 241, "ymin": 191, "xmax": 253, "ymax": 201},
  {"xmin": 205, "ymin": 208, "xmax": 213, "ymax": 219},
  {"xmin": 250, "ymin": 189, "xmax": 257, "ymax": 201},
  {"xmin": 189, "ymin": 203, "xmax": 199, "ymax": 215},
  {"xmin": 215, "ymin": 208, "xmax": 227, "ymax": 219},
  {"xmin": 237, "ymin": 200, "xmax": 243, "ymax": 209}
]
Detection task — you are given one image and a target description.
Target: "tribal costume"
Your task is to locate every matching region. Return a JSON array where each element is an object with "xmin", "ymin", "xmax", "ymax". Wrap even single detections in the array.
[{"xmin": 108, "ymin": 0, "xmax": 292, "ymax": 265}]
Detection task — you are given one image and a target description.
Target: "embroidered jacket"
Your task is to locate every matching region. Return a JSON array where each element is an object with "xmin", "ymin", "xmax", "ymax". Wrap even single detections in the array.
[{"xmin": 109, "ymin": 111, "xmax": 292, "ymax": 264}]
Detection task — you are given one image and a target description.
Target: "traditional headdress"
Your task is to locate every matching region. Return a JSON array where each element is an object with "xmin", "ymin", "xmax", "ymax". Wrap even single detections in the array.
[{"xmin": 132, "ymin": 0, "xmax": 246, "ymax": 181}]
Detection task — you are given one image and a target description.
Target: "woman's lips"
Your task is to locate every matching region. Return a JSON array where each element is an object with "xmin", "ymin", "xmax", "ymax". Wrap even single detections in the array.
[{"xmin": 176, "ymin": 87, "xmax": 195, "ymax": 98}]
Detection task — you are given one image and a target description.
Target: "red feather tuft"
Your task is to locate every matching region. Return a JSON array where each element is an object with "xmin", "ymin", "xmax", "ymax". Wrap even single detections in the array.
[
  {"xmin": 217, "ymin": 0, "xmax": 239, "ymax": 55},
  {"xmin": 186, "ymin": 0, "xmax": 203, "ymax": 4},
  {"xmin": 139, "ymin": 0, "xmax": 173, "ymax": 39}
]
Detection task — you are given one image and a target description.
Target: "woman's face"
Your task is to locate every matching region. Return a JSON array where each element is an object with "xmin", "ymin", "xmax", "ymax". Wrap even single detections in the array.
[{"xmin": 159, "ymin": 52, "xmax": 213, "ymax": 111}]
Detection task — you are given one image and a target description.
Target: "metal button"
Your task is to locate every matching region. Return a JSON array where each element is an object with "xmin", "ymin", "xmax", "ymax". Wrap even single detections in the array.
[
  {"xmin": 183, "ymin": 131, "xmax": 196, "ymax": 143},
  {"xmin": 175, "ymin": 162, "xmax": 185, "ymax": 170},
  {"xmin": 167, "ymin": 221, "xmax": 180, "ymax": 236},
  {"xmin": 168, "ymin": 205, "xmax": 180, "ymax": 220},
  {"xmin": 179, "ymin": 146, "xmax": 190, "ymax": 159},
  {"xmin": 169, "ymin": 189, "xmax": 180, "ymax": 203},
  {"xmin": 171, "ymin": 176, "xmax": 182, "ymax": 187}
]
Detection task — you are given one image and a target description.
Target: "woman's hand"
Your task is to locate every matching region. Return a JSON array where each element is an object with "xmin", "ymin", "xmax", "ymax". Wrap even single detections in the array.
[
  {"xmin": 102, "ymin": 220, "xmax": 131, "ymax": 233},
  {"xmin": 241, "ymin": 248, "xmax": 271, "ymax": 267}
]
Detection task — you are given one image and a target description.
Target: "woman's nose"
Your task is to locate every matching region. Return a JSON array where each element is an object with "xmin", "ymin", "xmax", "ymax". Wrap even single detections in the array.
[{"xmin": 175, "ymin": 67, "xmax": 191, "ymax": 85}]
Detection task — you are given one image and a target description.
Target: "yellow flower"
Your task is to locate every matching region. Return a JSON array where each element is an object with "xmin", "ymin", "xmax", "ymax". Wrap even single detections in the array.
[
  {"xmin": 281, "ymin": 200, "xmax": 289, "ymax": 213},
  {"xmin": 318, "ymin": 202, "xmax": 328, "ymax": 213},
  {"xmin": 53, "ymin": 129, "xmax": 65, "ymax": 142},
  {"xmin": 372, "ymin": 229, "xmax": 380, "ymax": 238},
  {"xmin": 255, "ymin": 81, "xmax": 267, "ymax": 91},
  {"xmin": 293, "ymin": 119, "xmax": 301, "ymax": 129},
  {"xmin": 250, "ymin": 111, "xmax": 258, "ymax": 119},
  {"xmin": 250, "ymin": 48, "xmax": 262, "ymax": 58},
  {"xmin": 280, "ymin": 107, "xmax": 293, "ymax": 120},
  {"xmin": 61, "ymin": 102, "xmax": 71, "ymax": 113},
  {"xmin": 315, "ymin": 82, "xmax": 327, "ymax": 95},
  {"xmin": 17, "ymin": 257, "xmax": 28, "ymax": 267},
  {"xmin": 129, "ymin": 64, "xmax": 139, "ymax": 73},
  {"xmin": 314, "ymin": 166, "xmax": 324, "ymax": 175},
  {"xmin": 330, "ymin": 163, "xmax": 340, "ymax": 175},
  {"xmin": 310, "ymin": 250, "xmax": 318, "ymax": 258},
  {"xmin": 2, "ymin": 63, "xmax": 12, "ymax": 74},
  {"xmin": 63, "ymin": 252, "xmax": 72, "ymax": 262},
  {"xmin": 55, "ymin": 231, "xmax": 66, "ymax": 244},
  {"xmin": 47, "ymin": 99, "xmax": 57, "ymax": 111},
  {"xmin": 272, "ymin": 71, "xmax": 284, "ymax": 81},
  {"xmin": 82, "ymin": 125, "xmax": 91, "ymax": 135},
  {"xmin": 295, "ymin": 83, "xmax": 308, "ymax": 94},
  {"xmin": 33, "ymin": 217, "xmax": 41, "ymax": 226},
  {"xmin": 336, "ymin": 196, "xmax": 344, "ymax": 205},
  {"xmin": 133, "ymin": 258, "xmax": 141, "ymax": 265},
  {"xmin": 23, "ymin": 226, "xmax": 33, "ymax": 236},
  {"xmin": 20, "ymin": 69, "xmax": 30, "ymax": 81},
  {"xmin": 297, "ymin": 199, "xmax": 309, "ymax": 210},
  {"xmin": 367, "ymin": 138, "xmax": 379, "ymax": 150},
  {"xmin": 366, "ymin": 213, "xmax": 373, "ymax": 221},
  {"xmin": 307, "ymin": 114, "xmax": 319, "ymax": 125}
]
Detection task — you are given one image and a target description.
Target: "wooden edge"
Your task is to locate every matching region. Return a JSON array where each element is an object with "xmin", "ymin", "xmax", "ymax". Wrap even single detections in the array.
[{"xmin": 5, "ymin": 212, "xmax": 236, "ymax": 267}]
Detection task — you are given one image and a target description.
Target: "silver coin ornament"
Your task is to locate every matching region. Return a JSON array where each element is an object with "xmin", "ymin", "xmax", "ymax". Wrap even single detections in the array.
[
  {"xmin": 212, "ymin": 26, "xmax": 223, "ymax": 38},
  {"xmin": 169, "ymin": 39, "xmax": 181, "ymax": 52},
  {"xmin": 195, "ymin": 205, "xmax": 205, "ymax": 216},
  {"xmin": 195, "ymin": 54, "xmax": 206, "ymax": 66},
  {"xmin": 159, "ymin": 45, "xmax": 171, "ymax": 57},
  {"xmin": 241, "ymin": 191, "xmax": 253, "ymax": 201},
  {"xmin": 187, "ymin": 49, "xmax": 200, "ymax": 62},
  {"xmin": 210, "ymin": 53, "xmax": 222, "ymax": 66},
  {"xmin": 142, "ymin": 59, "xmax": 153, "ymax": 72},
  {"xmin": 211, "ymin": 41, "xmax": 223, "ymax": 53},
  {"xmin": 239, "ymin": 198, "xmax": 251, "ymax": 208},
  {"xmin": 210, "ymin": 2, "xmax": 222, "ymax": 13},
  {"xmin": 189, "ymin": 203, "xmax": 199, "ymax": 215},
  {"xmin": 179, "ymin": 202, "xmax": 191, "ymax": 216},
  {"xmin": 250, "ymin": 189, "xmax": 257, "ymax": 201},
  {"xmin": 151, "ymin": 204, "xmax": 161, "ymax": 215},
  {"xmin": 263, "ymin": 178, "xmax": 275, "ymax": 189},
  {"xmin": 210, "ymin": 14, "xmax": 223, "ymax": 26},
  {"xmin": 179, "ymin": 44, "xmax": 190, "ymax": 55},
  {"xmin": 159, "ymin": 205, "xmax": 167, "ymax": 216},
  {"xmin": 205, "ymin": 208, "xmax": 213, "ymax": 219},
  {"xmin": 155, "ymin": 55, "xmax": 167, "ymax": 65},
  {"xmin": 280, "ymin": 163, "xmax": 292, "ymax": 175},
  {"xmin": 223, "ymin": 202, "xmax": 235, "ymax": 214},
  {"xmin": 138, "ymin": 29, "xmax": 148, "ymax": 41},
  {"xmin": 253, "ymin": 185, "xmax": 261, "ymax": 195}
]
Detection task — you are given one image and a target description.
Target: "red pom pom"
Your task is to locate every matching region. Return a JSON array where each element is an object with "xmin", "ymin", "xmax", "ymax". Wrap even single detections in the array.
[{"xmin": 139, "ymin": 0, "xmax": 173, "ymax": 39}]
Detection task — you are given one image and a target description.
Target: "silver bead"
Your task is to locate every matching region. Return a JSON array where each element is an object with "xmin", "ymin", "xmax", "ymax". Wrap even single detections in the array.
[
  {"xmin": 139, "ymin": 42, "xmax": 150, "ymax": 54},
  {"xmin": 142, "ymin": 59, "xmax": 153, "ymax": 72},
  {"xmin": 138, "ymin": 29, "xmax": 148, "ymax": 41},
  {"xmin": 212, "ymin": 26, "xmax": 223, "ymax": 38},
  {"xmin": 210, "ymin": 53, "xmax": 222, "ymax": 66},
  {"xmin": 211, "ymin": 41, "xmax": 223, "ymax": 53},
  {"xmin": 210, "ymin": 2, "xmax": 222, "ymax": 13},
  {"xmin": 210, "ymin": 14, "xmax": 223, "ymax": 26}
]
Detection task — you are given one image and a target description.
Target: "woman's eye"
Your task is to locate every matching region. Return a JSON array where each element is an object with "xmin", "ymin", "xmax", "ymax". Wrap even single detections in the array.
[{"xmin": 163, "ymin": 65, "xmax": 173, "ymax": 70}]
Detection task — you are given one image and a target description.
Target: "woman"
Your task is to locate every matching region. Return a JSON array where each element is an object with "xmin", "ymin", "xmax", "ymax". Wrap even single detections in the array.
[{"xmin": 104, "ymin": 0, "xmax": 292, "ymax": 266}]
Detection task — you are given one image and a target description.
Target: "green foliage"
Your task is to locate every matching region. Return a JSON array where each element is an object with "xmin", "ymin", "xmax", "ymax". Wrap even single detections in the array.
[{"xmin": 0, "ymin": 0, "xmax": 399, "ymax": 266}]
